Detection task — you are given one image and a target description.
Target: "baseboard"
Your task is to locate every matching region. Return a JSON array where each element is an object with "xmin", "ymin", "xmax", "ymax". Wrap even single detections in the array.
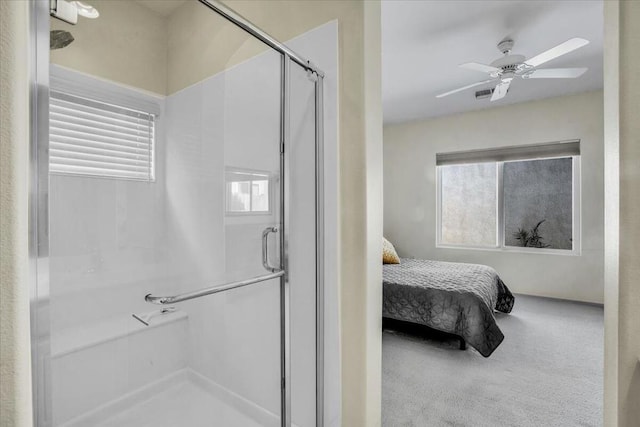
[
  {"xmin": 60, "ymin": 370, "xmax": 188, "ymax": 427},
  {"xmin": 513, "ymin": 292, "xmax": 604, "ymax": 307},
  {"xmin": 59, "ymin": 368, "xmax": 289, "ymax": 427},
  {"xmin": 187, "ymin": 369, "xmax": 281, "ymax": 427}
]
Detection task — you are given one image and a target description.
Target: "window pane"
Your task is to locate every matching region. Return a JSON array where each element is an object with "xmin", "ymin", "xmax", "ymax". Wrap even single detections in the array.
[
  {"xmin": 440, "ymin": 163, "xmax": 497, "ymax": 246},
  {"xmin": 225, "ymin": 169, "xmax": 270, "ymax": 214},
  {"xmin": 251, "ymin": 179, "xmax": 269, "ymax": 212},
  {"xmin": 503, "ymin": 157, "xmax": 573, "ymax": 250},
  {"xmin": 227, "ymin": 181, "xmax": 251, "ymax": 212}
]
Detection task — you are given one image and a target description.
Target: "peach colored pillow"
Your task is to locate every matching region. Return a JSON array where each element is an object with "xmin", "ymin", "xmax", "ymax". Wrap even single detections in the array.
[{"xmin": 383, "ymin": 237, "xmax": 401, "ymax": 264}]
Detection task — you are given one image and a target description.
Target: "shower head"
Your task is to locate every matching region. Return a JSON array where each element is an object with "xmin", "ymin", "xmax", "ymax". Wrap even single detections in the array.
[
  {"xmin": 50, "ymin": 0, "xmax": 99, "ymax": 24},
  {"xmin": 50, "ymin": 30, "xmax": 74, "ymax": 50},
  {"xmin": 72, "ymin": 1, "xmax": 99, "ymax": 19}
]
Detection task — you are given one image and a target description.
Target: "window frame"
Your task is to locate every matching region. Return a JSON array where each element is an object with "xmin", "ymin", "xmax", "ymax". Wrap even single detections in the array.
[
  {"xmin": 436, "ymin": 155, "xmax": 581, "ymax": 256},
  {"xmin": 224, "ymin": 167, "xmax": 274, "ymax": 216}
]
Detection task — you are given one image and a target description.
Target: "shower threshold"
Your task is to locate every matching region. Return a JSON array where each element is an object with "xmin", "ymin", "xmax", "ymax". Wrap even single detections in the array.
[{"xmin": 60, "ymin": 369, "xmax": 280, "ymax": 427}]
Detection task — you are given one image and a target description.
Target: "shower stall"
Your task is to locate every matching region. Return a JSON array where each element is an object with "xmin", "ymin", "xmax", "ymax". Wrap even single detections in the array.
[{"xmin": 30, "ymin": 0, "xmax": 335, "ymax": 425}]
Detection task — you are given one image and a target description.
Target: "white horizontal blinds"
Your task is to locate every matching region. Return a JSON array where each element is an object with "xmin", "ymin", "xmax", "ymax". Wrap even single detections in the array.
[
  {"xmin": 436, "ymin": 140, "xmax": 580, "ymax": 166},
  {"xmin": 49, "ymin": 90, "xmax": 155, "ymax": 181}
]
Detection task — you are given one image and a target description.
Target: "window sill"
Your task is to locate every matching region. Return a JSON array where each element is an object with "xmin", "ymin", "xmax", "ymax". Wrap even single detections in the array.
[
  {"xmin": 225, "ymin": 211, "xmax": 273, "ymax": 216},
  {"xmin": 435, "ymin": 244, "xmax": 581, "ymax": 257}
]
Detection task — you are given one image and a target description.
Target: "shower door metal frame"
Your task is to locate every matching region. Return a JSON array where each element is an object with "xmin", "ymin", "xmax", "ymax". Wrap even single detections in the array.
[
  {"xmin": 197, "ymin": 3, "xmax": 326, "ymax": 426},
  {"xmin": 281, "ymin": 54, "xmax": 292, "ymax": 426},
  {"xmin": 29, "ymin": 0, "xmax": 326, "ymax": 425},
  {"xmin": 29, "ymin": 1, "xmax": 52, "ymax": 426},
  {"xmin": 314, "ymin": 70, "xmax": 325, "ymax": 427}
]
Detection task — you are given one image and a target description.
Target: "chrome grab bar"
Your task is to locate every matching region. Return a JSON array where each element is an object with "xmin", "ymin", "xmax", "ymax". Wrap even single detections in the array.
[
  {"xmin": 262, "ymin": 226, "xmax": 280, "ymax": 272},
  {"xmin": 145, "ymin": 270, "xmax": 284, "ymax": 305}
]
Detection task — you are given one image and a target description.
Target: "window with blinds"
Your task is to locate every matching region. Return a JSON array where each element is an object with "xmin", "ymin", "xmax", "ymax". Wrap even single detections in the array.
[
  {"xmin": 436, "ymin": 141, "xmax": 581, "ymax": 254},
  {"xmin": 49, "ymin": 90, "xmax": 156, "ymax": 181}
]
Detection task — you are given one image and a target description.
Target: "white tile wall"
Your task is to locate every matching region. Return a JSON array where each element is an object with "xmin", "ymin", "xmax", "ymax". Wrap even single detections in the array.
[
  {"xmin": 52, "ymin": 318, "xmax": 188, "ymax": 425},
  {"xmin": 164, "ymin": 46, "xmax": 283, "ymax": 417},
  {"xmin": 48, "ymin": 22, "xmax": 338, "ymax": 427}
]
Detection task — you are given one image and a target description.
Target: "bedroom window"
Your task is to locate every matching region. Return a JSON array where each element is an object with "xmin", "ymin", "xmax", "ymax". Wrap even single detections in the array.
[
  {"xmin": 436, "ymin": 140, "xmax": 580, "ymax": 254},
  {"xmin": 49, "ymin": 91, "xmax": 156, "ymax": 181},
  {"xmin": 439, "ymin": 162, "xmax": 498, "ymax": 247}
]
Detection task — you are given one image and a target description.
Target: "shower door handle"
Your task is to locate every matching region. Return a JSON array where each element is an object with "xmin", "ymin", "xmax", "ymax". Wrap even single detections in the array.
[{"xmin": 262, "ymin": 226, "xmax": 279, "ymax": 272}]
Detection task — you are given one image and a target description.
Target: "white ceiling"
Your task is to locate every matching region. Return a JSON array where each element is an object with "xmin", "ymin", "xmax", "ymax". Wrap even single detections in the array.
[{"xmin": 382, "ymin": 0, "xmax": 603, "ymax": 124}]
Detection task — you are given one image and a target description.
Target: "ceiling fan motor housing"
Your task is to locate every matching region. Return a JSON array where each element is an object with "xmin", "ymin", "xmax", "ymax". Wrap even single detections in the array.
[
  {"xmin": 490, "ymin": 54, "xmax": 528, "ymax": 77},
  {"xmin": 491, "ymin": 39, "xmax": 531, "ymax": 77}
]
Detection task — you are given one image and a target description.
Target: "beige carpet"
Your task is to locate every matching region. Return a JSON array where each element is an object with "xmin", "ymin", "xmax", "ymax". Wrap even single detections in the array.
[{"xmin": 382, "ymin": 294, "xmax": 603, "ymax": 427}]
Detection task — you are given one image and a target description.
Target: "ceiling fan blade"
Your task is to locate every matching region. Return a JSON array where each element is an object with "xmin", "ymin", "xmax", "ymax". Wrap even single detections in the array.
[
  {"xmin": 490, "ymin": 79, "xmax": 512, "ymax": 102},
  {"xmin": 525, "ymin": 67, "xmax": 588, "ymax": 79},
  {"xmin": 524, "ymin": 38, "xmax": 589, "ymax": 68},
  {"xmin": 459, "ymin": 62, "xmax": 501, "ymax": 74},
  {"xmin": 436, "ymin": 79, "xmax": 495, "ymax": 98}
]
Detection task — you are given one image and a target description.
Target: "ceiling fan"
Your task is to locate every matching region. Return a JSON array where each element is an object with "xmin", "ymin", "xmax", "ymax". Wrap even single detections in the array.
[{"xmin": 436, "ymin": 37, "xmax": 590, "ymax": 102}]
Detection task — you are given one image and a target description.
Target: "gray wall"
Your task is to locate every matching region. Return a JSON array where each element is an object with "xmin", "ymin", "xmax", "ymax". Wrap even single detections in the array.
[{"xmin": 503, "ymin": 158, "xmax": 573, "ymax": 250}]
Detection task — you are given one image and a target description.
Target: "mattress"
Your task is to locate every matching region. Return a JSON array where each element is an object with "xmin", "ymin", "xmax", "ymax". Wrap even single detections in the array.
[{"xmin": 383, "ymin": 258, "xmax": 514, "ymax": 357}]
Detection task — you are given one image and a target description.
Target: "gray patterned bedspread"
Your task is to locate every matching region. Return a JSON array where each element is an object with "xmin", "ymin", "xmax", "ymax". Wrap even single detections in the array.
[{"xmin": 383, "ymin": 258, "xmax": 514, "ymax": 357}]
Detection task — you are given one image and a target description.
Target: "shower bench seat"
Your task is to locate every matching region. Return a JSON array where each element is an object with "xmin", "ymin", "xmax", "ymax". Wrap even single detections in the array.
[
  {"xmin": 50, "ymin": 310, "xmax": 189, "ymax": 425},
  {"xmin": 51, "ymin": 309, "xmax": 188, "ymax": 359}
]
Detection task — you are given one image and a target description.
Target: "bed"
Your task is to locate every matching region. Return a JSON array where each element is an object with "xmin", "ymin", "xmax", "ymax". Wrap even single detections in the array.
[{"xmin": 382, "ymin": 258, "xmax": 515, "ymax": 357}]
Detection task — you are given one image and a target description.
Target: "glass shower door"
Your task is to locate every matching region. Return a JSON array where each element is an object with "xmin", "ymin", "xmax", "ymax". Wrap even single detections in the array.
[
  {"xmin": 46, "ymin": 1, "xmax": 286, "ymax": 425},
  {"xmin": 156, "ymin": 18, "xmax": 285, "ymax": 426}
]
